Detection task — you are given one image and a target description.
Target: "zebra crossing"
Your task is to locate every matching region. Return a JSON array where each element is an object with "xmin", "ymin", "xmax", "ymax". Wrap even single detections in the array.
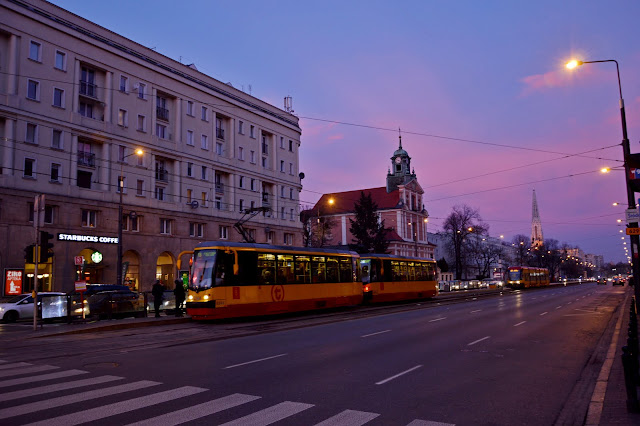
[{"xmin": 0, "ymin": 359, "xmax": 455, "ymax": 425}]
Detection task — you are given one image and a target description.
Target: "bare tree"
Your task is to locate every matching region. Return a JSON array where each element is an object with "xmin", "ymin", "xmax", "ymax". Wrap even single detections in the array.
[
  {"xmin": 300, "ymin": 210, "xmax": 336, "ymax": 248},
  {"xmin": 443, "ymin": 205, "xmax": 487, "ymax": 280},
  {"xmin": 469, "ymin": 235, "xmax": 505, "ymax": 279},
  {"xmin": 511, "ymin": 234, "xmax": 530, "ymax": 266}
]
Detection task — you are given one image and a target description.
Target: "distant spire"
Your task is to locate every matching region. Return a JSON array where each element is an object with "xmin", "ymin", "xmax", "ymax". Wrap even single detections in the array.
[
  {"xmin": 398, "ymin": 127, "xmax": 402, "ymax": 149},
  {"xmin": 531, "ymin": 189, "xmax": 544, "ymax": 247}
]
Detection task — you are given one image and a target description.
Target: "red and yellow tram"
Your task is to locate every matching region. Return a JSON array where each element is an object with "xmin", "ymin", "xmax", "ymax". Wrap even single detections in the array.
[
  {"xmin": 506, "ymin": 266, "xmax": 550, "ymax": 289},
  {"xmin": 186, "ymin": 242, "xmax": 362, "ymax": 320},
  {"xmin": 360, "ymin": 255, "xmax": 438, "ymax": 302}
]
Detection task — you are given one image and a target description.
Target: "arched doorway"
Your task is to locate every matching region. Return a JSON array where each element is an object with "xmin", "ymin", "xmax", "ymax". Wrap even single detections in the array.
[
  {"xmin": 78, "ymin": 247, "xmax": 105, "ymax": 284},
  {"xmin": 156, "ymin": 252, "xmax": 175, "ymax": 288},
  {"xmin": 123, "ymin": 250, "xmax": 140, "ymax": 290}
]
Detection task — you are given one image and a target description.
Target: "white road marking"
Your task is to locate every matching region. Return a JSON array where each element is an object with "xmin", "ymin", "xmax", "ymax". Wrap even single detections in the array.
[
  {"xmin": 125, "ymin": 393, "xmax": 260, "ymax": 426},
  {"xmin": 218, "ymin": 401, "xmax": 314, "ymax": 426},
  {"xmin": 314, "ymin": 409, "xmax": 380, "ymax": 425},
  {"xmin": 25, "ymin": 386, "xmax": 207, "ymax": 426},
  {"xmin": 467, "ymin": 336, "xmax": 490, "ymax": 346},
  {"xmin": 428, "ymin": 317, "xmax": 447, "ymax": 323},
  {"xmin": 0, "ymin": 362, "xmax": 31, "ymax": 371},
  {"xmin": 0, "ymin": 380, "xmax": 160, "ymax": 420},
  {"xmin": 361, "ymin": 330, "xmax": 391, "ymax": 338},
  {"xmin": 406, "ymin": 420, "xmax": 456, "ymax": 426},
  {"xmin": 0, "ymin": 365, "xmax": 58, "ymax": 378},
  {"xmin": 0, "ymin": 375, "xmax": 123, "ymax": 402},
  {"xmin": 556, "ymin": 306, "xmax": 562, "ymax": 309},
  {"xmin": 514, "ymin": 321, "xmax": 526, "ymax": 327},
  {"xmin": 223, "ymin": 353, "xmax": 288, "ymax": 369},
  {"xmin": 0, "ymin": 369, "xmax": 87, "ymax": 389},
  {"xmin": 540, "ymin": 312, "xmax": 548, "ymax": 316},
  {"xmin": 470, "ymin": 310, "xmax": 482, "ymax": 313},
  {"xmin": 376, "ymin": 365, "xmax": 423, "ymax": 385}
]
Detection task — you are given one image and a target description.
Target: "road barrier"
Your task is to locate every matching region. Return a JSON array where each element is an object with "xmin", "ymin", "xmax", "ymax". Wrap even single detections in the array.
[{"xmin": 622, "ymin": 296, "xmax": 640, "ymax": 412}]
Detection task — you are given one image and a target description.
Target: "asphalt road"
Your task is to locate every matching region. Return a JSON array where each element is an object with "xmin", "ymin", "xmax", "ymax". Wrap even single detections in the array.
[{"xmin": 0, "ymin": 283, "xmax": 626, "ymax": 425}]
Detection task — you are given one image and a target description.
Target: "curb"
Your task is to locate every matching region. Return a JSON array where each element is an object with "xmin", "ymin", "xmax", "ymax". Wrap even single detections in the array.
[{"xmin": 30, "ymin": 316, "xmax": 192, "ymax": 338}]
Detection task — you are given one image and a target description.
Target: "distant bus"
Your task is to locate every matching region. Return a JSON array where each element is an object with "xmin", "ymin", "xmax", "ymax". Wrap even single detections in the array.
[
  {"xmin": 360, "ymin": 255, "xmax": 438, "ymax": 303},
  {"xmin": 506, "ymin": 266, "xmax": 550, "ymax": 289}
]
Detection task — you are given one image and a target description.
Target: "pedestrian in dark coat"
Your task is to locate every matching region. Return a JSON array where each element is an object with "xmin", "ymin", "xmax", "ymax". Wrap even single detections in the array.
[
  {"xmin": 151, "ymin": 280, "xmax": 164, "ymax": 318},
  {"xmin": 173, "ymin": 279, "xmax": 185, "ymax": 317}
]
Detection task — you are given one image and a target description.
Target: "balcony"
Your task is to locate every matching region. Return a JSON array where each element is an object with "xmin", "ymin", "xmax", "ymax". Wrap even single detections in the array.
[
  {"xmin": 79, "ymin": 80, "xmax": 97, "ymax": 98},
  {"xmin": 77, "ymin": 151, "xmax": 96, "ymax": 167},
  {"xmin": 215, "ymin": 182, "xmax": 224, "ymax": 195},
  {"xmin": 156, "ymin": 106, "xmax": 169, "ymax": 122},
  {"xmin": 216, "ymin": 127, "xmax": 225, "ymax": 140},
  {"xmin": 155, "ymin": 169, "xmax": 169, "ymax": 182}
]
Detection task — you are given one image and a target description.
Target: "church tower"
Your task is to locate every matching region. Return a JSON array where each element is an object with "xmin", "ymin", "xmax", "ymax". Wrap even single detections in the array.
[
  {"xmin": 386, "ymin": 130, "xmax": 417, "ymax": 193},
  {"xmin": 531, "ymin": 189, "xmax": 544, "ymax": 247}
]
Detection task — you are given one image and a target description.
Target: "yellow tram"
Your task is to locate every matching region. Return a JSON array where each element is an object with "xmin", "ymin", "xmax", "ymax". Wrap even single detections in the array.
[
  {"xmin": 360, "ymin": 254, "xmax": 438, "ymax": 302},
  {"xmin": 506, "ymin": 266, "xmax": 550, "ymax": 289},
  {"xmin": 186, "ymin": 242, "xmax": 362, "ymax": 320}
]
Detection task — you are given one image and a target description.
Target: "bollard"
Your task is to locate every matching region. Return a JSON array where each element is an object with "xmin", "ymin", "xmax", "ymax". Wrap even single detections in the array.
[{"xmin": 622, "ymin": 346, "xmax": 640, "ymax": 412}]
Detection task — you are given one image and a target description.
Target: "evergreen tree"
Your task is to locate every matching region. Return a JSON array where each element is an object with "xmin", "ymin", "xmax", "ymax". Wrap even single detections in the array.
[
  {"xmin": 437, "ymin": 257, "xmax": 449, "ymax": 272},
  {"xmin": 349, "ymin": 191, "xmax": 390, "ymax": 254}
]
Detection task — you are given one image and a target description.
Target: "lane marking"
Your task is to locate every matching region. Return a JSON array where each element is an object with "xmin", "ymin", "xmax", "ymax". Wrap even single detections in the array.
[
  {"xmin": 125, "ymin": 393, "xmax": 261, "ymax": 426},
  {"xmin": 0, "ymin": 365, "xmax": 58, "ymax": 379},
  {"xmin": 313, "ymin": 409, "xmax": 380, "ymax": 425},
  {"xmin": 514, "ymin": 321, "xmax": 526, "ymax": 327},
  {"xmin": 406, "ymin": 420, "xmax": 456, "ymax": 426},
  {"xmin": 375, "ymin": 365, "xmax": 422, "ymax": 385},
  {"xmin": 428, "ymin": 317, "xmax": 447, "ymax": 323},
  {"xmin": 470, "ymin": 310, "xmax": 482, "ymax": 313},
  {"xmin": 223, "ymin": 353, "xmax": 288, "ymax": 369},
  {"xmin": 467, "ymin": 336, "xmax": 491, "ymax": 346},
  {"xmin": 361, "ymin": 330, "xmax": 391, "ymax": 338},
  {"xmin": 218, "ymin": 401, "xmax": 314, "ymax": 426},
  {"xmin": 0, "ymin": 375, "xmax": 123, "ymax": 402},
  {"xmin": 0, "ymin": 370, "xmax": 88, "ymax": 389},
  {"xmin": 556, "ymin": 306, "xmax": 562, "ymax": 309},
  {"xmin": 540, "ymin": 312, "xmax": 548, "ymax": 316},
  {"xmin": 0, "ymin": 362, "xmax": 31, "ymax": 371}
]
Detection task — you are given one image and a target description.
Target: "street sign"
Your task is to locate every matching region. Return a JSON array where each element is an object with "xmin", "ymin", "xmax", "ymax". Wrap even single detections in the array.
[
  {"xmin": 74, "ymin": 281, "xmax": 87, "ymax": 291},
  {"xmin": 627, "ymin": 228, "xmax": 640, "ymax": 235},
  {"xmin": 74, "ymin": 256, "xmax": 84, "ymax": 266},
  {"xmin": 626, "ymin": 209, "xmax": 640, "ymax": 223},
  {"xmin": 4, "ymin": 269, "xmax": 23, "ymax": 295}
]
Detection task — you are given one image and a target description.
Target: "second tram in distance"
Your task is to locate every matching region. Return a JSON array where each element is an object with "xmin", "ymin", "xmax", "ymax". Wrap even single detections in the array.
[
  {"xmin": 506, "ymin": 266, "xmax": 550, "ymax": 289},
  {"xmin": 360, "ymin": 254, "xmax": 438, "ymax": 302}
]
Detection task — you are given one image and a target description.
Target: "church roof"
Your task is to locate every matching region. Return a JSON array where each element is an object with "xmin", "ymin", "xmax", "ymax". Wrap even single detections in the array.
[
  {"xmin": 312, "ymin": 187, "xmax": 401, "ymax": 215},
  {"xmin": 393, "ymin": 147, "xmax": 409, "ymax": 157}
]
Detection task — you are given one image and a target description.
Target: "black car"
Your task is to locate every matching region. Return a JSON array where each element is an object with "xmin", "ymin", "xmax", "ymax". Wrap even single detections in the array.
[
  {"xmin": 597, "ymin": 278, "xmax": 607, "ymax": 285},
  {"xmin": 87, "ymin": 290, "xmax": 145, "ymax": 319}
]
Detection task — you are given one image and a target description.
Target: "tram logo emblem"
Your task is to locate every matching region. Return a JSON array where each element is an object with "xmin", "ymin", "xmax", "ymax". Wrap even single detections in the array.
[{"xmin": 271, "ymin": 285, "xmax": 285, "ymax": 302}]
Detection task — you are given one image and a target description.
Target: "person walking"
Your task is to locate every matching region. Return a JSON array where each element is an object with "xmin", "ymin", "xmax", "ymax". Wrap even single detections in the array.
[
  {"xmin": 173, "ymin": 279, "xmax": 185, "ymax": 317},
  {"xmin": 151, "ymin": 280, "xmax": 164, "ymax": 318}
]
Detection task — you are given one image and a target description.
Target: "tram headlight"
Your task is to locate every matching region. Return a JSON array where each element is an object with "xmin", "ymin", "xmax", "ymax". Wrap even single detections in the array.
[
  {"xmin": 204, "ymin": 294, "xmax": 209, "ymax": 300},
  {"xmin": 188, "ymin": 295, "xmax": 194, "ymax": 301}
]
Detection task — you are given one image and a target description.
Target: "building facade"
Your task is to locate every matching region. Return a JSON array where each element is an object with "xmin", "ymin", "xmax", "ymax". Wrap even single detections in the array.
[
  {"xmin": 308, "ymin": 137, "xmax": 435, "ymax": 259},
  {"xmin": 0, "ymin": 0, "xmax": 303, "ymax": 293}
]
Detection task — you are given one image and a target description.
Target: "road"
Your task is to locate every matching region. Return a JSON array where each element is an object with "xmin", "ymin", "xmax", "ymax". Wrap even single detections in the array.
[{"xmin": 0, "ymin": 283, "xmax": 627, "ymax": 425}]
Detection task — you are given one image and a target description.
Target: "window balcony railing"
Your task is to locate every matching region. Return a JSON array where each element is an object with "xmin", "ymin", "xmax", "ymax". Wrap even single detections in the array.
[
  {"xmin": 155, "ymin": 169, "xmax": 169, "ymax": 182},
  {"xmin": 79, "ymin": 80, "xmax": 97, "ymax": 98},
  {"xmin": 215, "ymin": 182, "xmax": 224, "ymax": 194},
  {"xmin": 216, "ymin": 127, "xmax": 225, "ymax": 140},
  {"xmin": 77, "ymin": 151, "xmax": 95, "ymax": 167},
  {"xmin": 156, "ymin": 107, "xmax": 169, "ymax": 121}
]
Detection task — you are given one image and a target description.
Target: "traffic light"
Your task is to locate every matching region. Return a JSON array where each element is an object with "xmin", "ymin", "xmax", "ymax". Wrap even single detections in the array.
[
  {"xmin": 39, "ymin": 231, "xmax": 54, "ymax": 262},
  {"xmin": 24, "ymin": 244, "xmax": 35, "ymax": 263}
]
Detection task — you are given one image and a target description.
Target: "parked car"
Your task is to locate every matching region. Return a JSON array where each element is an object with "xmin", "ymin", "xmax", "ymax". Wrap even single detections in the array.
[
  {"xmin": 0, "ymin": 292, "xmax": 66, "ymax": 322},
  {"xmin": 87, "ymin": 290, "xmax": 145, "ymax": 319}
]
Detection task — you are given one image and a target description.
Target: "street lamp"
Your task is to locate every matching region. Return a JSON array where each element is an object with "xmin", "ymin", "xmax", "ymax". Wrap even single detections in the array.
[
  {"xmin": 117, "ymin": 148, "xmax": 143, "ymax": 287},
  {"xmin": 566, "ymin": 58, "xmax": 640, "ymax": 300}
]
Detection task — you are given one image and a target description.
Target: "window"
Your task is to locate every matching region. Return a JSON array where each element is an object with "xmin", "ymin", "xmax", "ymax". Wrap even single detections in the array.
[
  {"xmin": 280, "ymin": 160, "xmax": 285, "ymax": 172},
  {"xmin": 81, "ymin": 210, "xmax": 97, "ymax": 228},
  {"xmin": 27, "ymin": 79, "xmax": 39, "ymax": 100},
  {"xmin": 26, "ymin": 123, "xmax": 37, "ymax": 144},
  {"xmin": 154, "ymin": 186, "xmax": 165, "ymax": 201},
  {"xmin": 290, "ymin": 208, "xmax": 295, "ymax": 220},
  {"xmin": 289, "ymin": 163, "xmax": 294, "ymax": 175},
  {"xmin": 80, "ymin": 67, "xmax": 96, "ymax": 97},
  {"xmin": 156, "ymin": 96, "xmax": 168, "ymax": 121},
  {"xmin": 137, "ymin": 115, "xmax": 146, "ymax": 132},
  {"xmin": 284, "ymin": 233, "xmax": 293, "ymax": 245},
  {"xmin": 216, "ymin": 118, "xmax": 224, "ymax": 139},
  {"xmin": 29, "ymin": 204, "xmax": 55, "ymax": 224},
  {"xmin": 201, "ymin": 134, "xmax": 208, "ymax": 150},
  {"xmin": 250, "ymin": 201, "xmax": 255, "ymax": 209},
  {"xmin": 219, "ymin": 225, "xmax": 229, "ymax": 239},
  {"xmin": 123, "ymin": 215, "xmax": 139, "ymax": 232},
  {"xmin": 53, "ymin": 88, "xmax": 64, "ymax": 108},
  {"xmin": 289, "ymin": 140, "xmax": 294, "ymax": 152},
  {"xmin": 201, "ymin": 106, "xmax": 208, "ymax": 121},
  {"xmin": 261, "ymin": 157, "xmax": 267, "ymax": 168},
  {"xmin": 261, "ymin": 136, "xmax": 268, "ymax": 155},
  {"xmin": 156, "ymin": 123, "xmax": 167, "ymax": 139},
  {"xmin": 187, "ymin": 130, "xmax": 194, "ymax": 146},
  {"xmin": 280, "ymin": 206, "xmax": 285, "ymax": 219},
  {"xmin": 187, "ymin": 162, "xmax": 193, "ymax": 177},
  {"xmin": 239, "ymin": 199, "xmax": 244, "ymax": 212},
  {"xmin": 186, "ymin": 101, "xmax": 194, "ymax": 116},
  {"xmin": 238, "ymin": 146, "xmax": 244, "ymax": 160},
  {"xmin": 238, "ymin": 121, "xmax": 244, "ymax": 134},
  {"xmin": 250, "ymin": 150, "xmax": 256, "ymax": 164},
  {"xmin": 160, "ymin": 218, "xmax": 172, "ymax": 235},
  {"xmin": 137, "ymin": 154, "xmax": 144, "ymax": 167},
  {"xmin": 290, "ymin": 188, "xmax": 294, "ymax": 200},
  {"xmin": 186, "ymin": 189, "xmax": 193, "ymax": 203},
  {"xmin": 201, "ymin": 166, "xmax": 207, "ymax": 181},
  {"xmin": 136, "ymin": 179, "xmax": 144, "ymax": 196},
  {"xmin": 138, "ymin": 83, "xmax": 146, "ymax": 99},
  {"xmin": 266, "ymin": 231, "xmax": 274, "ymax": 244},
  {"xmin": 190, "ymin": 222, "xmax": 204, "ymax": 238},
  {"xmin": 54, "ymin": 51, "xmax": 66, "ymax": 70},
  {"xmin": 119, "ymin": 75, "xmax": 128, "ymax": 92},
  {"xmin": 239, "ymin": 176, "xmax": 244, "ymax": 188},
  {"xmin": 215, "ymin": 197, "xmax": 222, "ymax": 210},
  {"xmin": 23, "ymin": 158, "xmax": 35, "ymax": 178},
  {"xmin": 116, "ymin": 176, "xmax": 126, "ymax": 193},
  {"xmin": 51, "ymin": 130, "xmax": 62, "ymax": 149},
  {"xmin": 216, "ymin": 142, "xmax": 223, "ymax": 155},
  {"xmin": 280, "ymin": 186, "xmax": 285, "ymax": 198},
  {"xmin": 29, "ymin": 41, "xmax": 41, "ymax": 61},
  {"xmin": 118, "ymin": 109, "xmax": 128, "ymax": 127},
  {"xmin": 79, "ymin": 102, "xmax": 93, "ymax": 118},
  {"xmin": 201, "ymin": 192, "xmax": 208, "ymax": 207},
  {"xmin": 250, "ymin": 178, "xmax": 256, "ymax": 191},
  {"xmin": 118, "ymin": 145, "xmax": 126, "ymax": 162},
  {"xmin": 250, "ymin": 125, "xmax": 255, "ymax": 138}
]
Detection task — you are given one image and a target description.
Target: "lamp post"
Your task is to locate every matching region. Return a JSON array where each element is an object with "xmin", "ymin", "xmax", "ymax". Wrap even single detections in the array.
[
  {"xmin": 117, "ymin": 148, "xmax": 143, "ymax": 286},
  {"xmin": 567, "ymin": 59, "xmax": 640, "ymax": 304}
]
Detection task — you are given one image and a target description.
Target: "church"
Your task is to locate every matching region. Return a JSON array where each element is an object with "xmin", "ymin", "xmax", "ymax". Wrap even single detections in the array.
[{"xmin": 308, "ymin": 136, "xmax": 435, "ymax": 258}]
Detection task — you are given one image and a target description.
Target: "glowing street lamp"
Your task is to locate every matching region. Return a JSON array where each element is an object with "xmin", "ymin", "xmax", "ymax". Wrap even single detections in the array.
[{"xmin": 117, "ymin": 148, "xmax": 144, "ymax": 287}]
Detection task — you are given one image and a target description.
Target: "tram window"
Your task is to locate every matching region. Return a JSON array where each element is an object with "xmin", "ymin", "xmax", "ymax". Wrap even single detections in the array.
[
  {"xmin": 361, "ymin": 259, "xmax": 371, "ymax": 283},
  {"xmin": 277, "ymin": 255, "xmax": 294, "ymax": 284},
  {"xmin": 339, "ymin": 258, "xmax": 353, "ymax": 283},
  {"xmin": 312, "ymin": 256, "xmax": 326, "ymax": 283},
  {"xmin": 382, "ymin": 260, "xmax": 393, "ymax": 281},
  {"xmin": 257, "ymin": 253, "xmax": 276, "ymax": 285},
  {"xmin": 414, "ymin": 263, "xmax": 424, "ymax": 281},
  {"xmin": 370, "ymin": 260, "xmax": 380, "ymax": 282},
  {"xmin": 236, "ymin": 251, "xmax": 257, "ymax": 286},
  {"xmin": 191, "ymin": 249, "xmax": 216, "ymax": 290},
  {"xmin": 408, "ymin": 262, "xmax": 416, "ymax": 281},
  {"xmin": 326, "ymin": 257, "xmax": 339, "ymax": 283},
  {"xmin": 295, "ymin": 255, "xmax": 311, "ymax": 284}
]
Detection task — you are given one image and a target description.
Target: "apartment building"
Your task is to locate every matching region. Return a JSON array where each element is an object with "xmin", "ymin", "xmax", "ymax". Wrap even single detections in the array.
[{"xmin": 0, "ymin": 0, "xmax": 303, "ymax": 293}]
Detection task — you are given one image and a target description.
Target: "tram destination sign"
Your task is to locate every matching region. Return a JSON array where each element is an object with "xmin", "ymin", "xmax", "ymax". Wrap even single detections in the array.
[
  {"xmin": 57, "ymin": 233, "xmax": 119, "ymax": 244},
  {"xmin": 627, "ymin": 227, "xmax": 640, "ymax": 236}
]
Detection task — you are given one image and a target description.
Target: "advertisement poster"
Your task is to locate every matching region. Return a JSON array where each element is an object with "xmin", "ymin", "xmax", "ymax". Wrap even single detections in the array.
[{"xmin": 4, "ymin": 269, "xmax": 23, "ymax": 296}]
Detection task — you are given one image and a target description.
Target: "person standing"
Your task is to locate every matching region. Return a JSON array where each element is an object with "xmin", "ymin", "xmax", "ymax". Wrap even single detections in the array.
[
  {"xmin": 151, "ymin": 280, "xmax": 164, "ymax": 318},
  {"xmin": 173, "ymin": 279, "xmax": 185, "ymax": 317}
]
